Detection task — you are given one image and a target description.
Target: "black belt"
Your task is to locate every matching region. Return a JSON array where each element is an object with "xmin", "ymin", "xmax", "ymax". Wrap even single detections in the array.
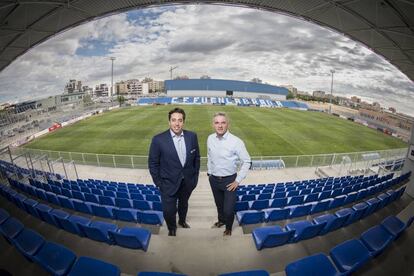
[{"xmin": 211, "ymin": 173, "xmax": 236, "ymax": 179}]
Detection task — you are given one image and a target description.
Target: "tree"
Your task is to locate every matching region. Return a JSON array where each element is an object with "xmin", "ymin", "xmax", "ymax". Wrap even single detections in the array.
[
  {"xmin": 117, "ymin": 95, "xmax": 125, "ymax": 107},
  {"xmin": 286, "ymin": 90, "xmax": 295, "ymax": 100}
]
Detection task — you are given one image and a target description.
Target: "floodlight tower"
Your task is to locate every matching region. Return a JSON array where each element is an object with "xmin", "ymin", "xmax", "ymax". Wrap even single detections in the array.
[
  {"xmin": 329, "ymin": 69, "xmax": 335, "ymax": 114},
  {"xmin": 169, "ymin": 66, "xmax": 178, "ymax": 80},
  {"xmin": 110, "ymin": 57, "xmax": 116, "ymax": 97}
]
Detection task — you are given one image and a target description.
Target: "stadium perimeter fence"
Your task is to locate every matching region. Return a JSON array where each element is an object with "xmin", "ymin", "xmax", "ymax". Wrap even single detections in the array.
[{"xmin": 7, "ymin": 147, "xmax": 408, "ymax": 172}]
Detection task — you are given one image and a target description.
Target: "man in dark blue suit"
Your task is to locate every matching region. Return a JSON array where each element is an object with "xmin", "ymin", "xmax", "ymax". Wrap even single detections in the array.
[{"xmin": 148, "ymin": 107, "xmax": 200, "ymax": 236}]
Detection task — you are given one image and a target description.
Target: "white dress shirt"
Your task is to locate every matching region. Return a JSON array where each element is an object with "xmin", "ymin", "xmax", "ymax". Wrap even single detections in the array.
[
  {"xmin": 170, "ymin": 129, "xmax": 186, "ymax": 167},
  {"xmin": 207, "ymin": 131, "xmax": 251, "ymax": 184}
]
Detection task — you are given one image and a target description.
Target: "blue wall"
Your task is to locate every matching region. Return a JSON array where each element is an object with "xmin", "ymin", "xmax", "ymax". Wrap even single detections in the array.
[{"xmin": 165, "ymin": 79, "xmax": 288, "ymax": 96}]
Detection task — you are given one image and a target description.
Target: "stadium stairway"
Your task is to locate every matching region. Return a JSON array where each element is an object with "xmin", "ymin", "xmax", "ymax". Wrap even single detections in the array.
[{"xmin": 0, "ymin": 164, "xmax": 413, "ymax": 275}]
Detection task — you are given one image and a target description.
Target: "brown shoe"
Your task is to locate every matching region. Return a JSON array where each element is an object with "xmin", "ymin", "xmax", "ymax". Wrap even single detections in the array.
[
  {"xmin": 223, "ymin": 229, "xmax": 232, "ymax": 236},
  {"xmin": 212, "ymin": 221, "xmax": 225, "ymax": 228}
]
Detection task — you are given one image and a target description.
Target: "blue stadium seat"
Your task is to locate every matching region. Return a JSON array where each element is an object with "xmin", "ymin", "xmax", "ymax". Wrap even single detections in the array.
[
  {"xmin": 99, "ymin": 196, "xmax": 115, "ymax": 206},
  {"xmin": 133, "ymin": 200, "xmax": 152, "ymax": 211},
  {"xmin": 85, "ymin": 193, "xmax": 100, "ymax": 204},
  {"xmin": 264, "ymin": 208, "xmax": 289, "ymax": 222},
  {"xmin": 152, "ymin": 201, "xmax": 163, "ymax": 211},
  {"xmin": 364, "ymin": 198, "xmax": 381, "ymax": 218},
  {"xmin": 57, "ymin": 195, "xmax": 75, "ymax": 210},
  {"xmin": 257, "ymin": 193, "xmax": 272, "ymax": 200},
  {"xmin": 146, "ymin": 195, "xmax": 160, "ymax": 202},
  {"xmin": 376, "ymin": 193, "xmax": 391, "ymax": 208},
  {"xmin": 109, "ymin": 227, "xmax": 151, "ymax": 251},
  {"xmin": 289, "ymin": 204, "xmax": 312, "ymax": 218},
  {"xmin": 343, "ymin": 192, "xmax": 358, "ymax": 205},
  {"xmin": 381, "ymin": 216, "xmax": 406, "ymax": 239},
  {"xmin": 72, "ymin": 191, "xmax": 85, "ymax": 201},
  {"xmin": 91, "ymin": 188, "xmax": 104, "ymax": 196},
  {"xmin": 50, "ymin": 209, "xmax": 70, "ymax": 228},
  {"xmin": 350, "ymin": 202, "xmax": 368, "ymax": 222},
  {"xmin": 273, "ymin": 192, "xmax": 286, "ymax": 198},
  {"xmin": 13, "ymin": 193, "xmax": 27, "ymax": 209},
  {"xmin": 115, "ymin": 198, "xmax": 132, "ymax": 208},
  {"xmin": 113, "ymin": 208, "xmax": 138, "ymax": 222},
  {"xmin": 34, "ymin": 204, "xmax": 53, "ymax": 222},
  {"xmin": 33, "ymin": 241, "xmax": 76, "ymax": 276},
  {"xmin": 46, "ymin": 192, "xmax": 60, "ymax": 206},
  {"xmin": 252, "ymin": 225, "xmax": 294, "ymax": 250},
  {"xmin": 360, "ymin": 225, "xmax": 394, "ymax": 257},
  {"xmin": 304, "ymin": 193, "xmax": 318, "ymax": 203},
  {"xmin": 328, "ymin": 195, "xmax": 346, "ymax": 209},
  {"xmin": 250, "ymin": 200, "xmax": 269, "ymax": 210},
  {"xmin": 72, "ymin": 199, "xmax": 93, "ymax": 215},
  {"xmin": 236, "ymin": 210, "xmax": 265, "ymax": 225},
  {"xmin": 91, "ymin": 204, "xmax": 115, "ymax": 219},
  {"xmin": 35, "ymin": 189, "xmax": 48, "ymax": 201},
  {"xmin": 103, "ymin": 190, "xmax": 116, "ymax": 197},
  {"xmin": 310, "ymin": 199, "xmax": 332, "ymax": 214},
  {"xmin": 0, "ymin": 208, "xmax": 10, "ymax": 224},
  {"xmin": 116, "ymin": 192, "xmax": 130, "ymax": 199},
  {"xmin": 285, "ymin": 253, "xmax": 342, "ymax": 276},
  {"xmin": 270, "ymin": 198, "xmax": 287, "ymax": 208},
  {"xmin": 241, "ymin": 194, "xmax": 256, "ymax": 201},
  {"xmin": 235, "ymin": 201, "xmax": 249, "ymax": 212},
  {"xmin": 285, "ymin": 220, "xmax": 325, "ymax": 243},
  {"xmin": 335, "ymin": 208, "xmax": 354, "ymax": 226},
  {"xmin": 57, "ymin": 215, "xmax": 91, "ymax": 237},
  {"xmin": 68, "ymin": 256, "xmax": 120, "ymax": 276},
  {"xmin": 313, "ymin": 213, "xmax": 346, "ymax": 235},
  {"xmin": 61, "ymin": 188, "xmax": 72, "ymax": 198},
  {"xmin": 130, "ymin": 193, "xmax": 145, "ymax": 201},
  {"xmin": 139, "ymin": 211, "xmax": 164, "ymax": 225},
  {"xmin": 79, "ymin": 221, "xmax": 117, "ymax": 244},
  {"xmin": 287, "ymin": 195, "xmax": 304, "ymax": 206},
  {"xmin": 330, "ymin": 239, "xmax": 371, "ymax": 274},
  {"xmin": 218, "ymin": 270, "xmax": 269, "ymax": 276},
  {"xmin": 318, "ymin": 190, "xmax": 332, "ymax": 200},
  {"xmin": 22, "ymin": 198, "xmax": 40, "ymax": 217},
  {"xmin": 13, "ymin": 228, "xmax": 45, "ymax": 261}
]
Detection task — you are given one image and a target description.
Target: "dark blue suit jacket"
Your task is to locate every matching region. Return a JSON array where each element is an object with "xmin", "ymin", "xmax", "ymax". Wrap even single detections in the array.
[{"xmin": 148, "ymin": 129, "xmax": 200, "ymax": 196}]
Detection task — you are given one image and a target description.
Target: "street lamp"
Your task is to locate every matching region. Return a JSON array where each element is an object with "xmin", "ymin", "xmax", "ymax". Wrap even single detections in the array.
[
  {"xmin": 329, "ymin": 69, "xmax": 335, "ymax": 114},
  {"xmin": 110, "ymin": 57, "xmax": 116, "ymax": 97}
]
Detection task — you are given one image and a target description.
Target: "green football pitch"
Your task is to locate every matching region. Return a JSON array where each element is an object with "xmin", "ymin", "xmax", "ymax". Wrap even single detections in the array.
[{"xmin": 24, "ymin": 105, "xmax": 407, "ymax": 156}]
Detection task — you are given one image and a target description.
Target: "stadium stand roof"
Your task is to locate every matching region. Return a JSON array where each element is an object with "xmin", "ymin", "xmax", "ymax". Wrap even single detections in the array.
[
  {"xmin": 165, "ymin": 79, "xmax": 288, "ymax": 95},
  {"xmin": 0, "ymin": 0, "xmax": 413, "ymax": 84}
]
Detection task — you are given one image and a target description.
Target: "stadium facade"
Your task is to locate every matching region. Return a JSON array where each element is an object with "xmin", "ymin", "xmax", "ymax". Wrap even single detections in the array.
[{"xmin": 165, "ymin": 79, "xmax": 288, "ymax": 100}]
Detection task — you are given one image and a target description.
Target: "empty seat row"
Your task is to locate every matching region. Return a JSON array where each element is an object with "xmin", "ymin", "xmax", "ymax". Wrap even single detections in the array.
[
  {"xmin": 28, "ymin": 178, "xmax": 161, "ymax": 199},
  {"xmin": 9, "ymin": 180, "xmax": 164, "ymax": 215},
  {"xmin": 49, "ymin": 178, "xmax": 159, "ymax": 193},
  {"xmin": 235, "ymin": 176, "xmax": 399, "ymax": 221},
  {"xmin": 238, "ymin": 173, "xmax": 393, "ymax": 191},
  {"xmin": 251, "ymin": 187, "xmax": 405, "ymax": 250},
  {"xmin": 235, "ymin": 173, "xmax": 405, "ymax": 211},
  {"xmin": 1, "ymin": 184, "xmax": 164, "ymax": 226},
  {"xmin": 0, "ymin": 208, "xmax": 202, "ymax": 276},
  {"xmin": 1, "ymin": 208, "xmax": 186, "ymax": 275},
  {"xmin": 284, "ymin": 215, "xmax": 414, "ymax": 275},
  {"xmin": 0, "ymin": 187, "xmax": 157, "ymax": 251}
]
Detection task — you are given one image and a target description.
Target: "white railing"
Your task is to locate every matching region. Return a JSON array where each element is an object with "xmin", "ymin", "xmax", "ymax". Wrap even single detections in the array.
[{"xmin": 8, "ymin": 147, "xmax": 408, "ymax": 171}]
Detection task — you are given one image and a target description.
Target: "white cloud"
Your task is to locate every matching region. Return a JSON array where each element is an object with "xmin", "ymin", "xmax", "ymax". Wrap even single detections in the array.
[{"xmin": 0, "ymin": 4, "xmax": 413, "ymax": 115}]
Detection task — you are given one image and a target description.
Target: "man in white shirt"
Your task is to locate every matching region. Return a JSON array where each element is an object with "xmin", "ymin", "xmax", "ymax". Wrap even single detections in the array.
[{"xmin": 207, "ymin": 112, "xmax": 251, "ymax": 236}]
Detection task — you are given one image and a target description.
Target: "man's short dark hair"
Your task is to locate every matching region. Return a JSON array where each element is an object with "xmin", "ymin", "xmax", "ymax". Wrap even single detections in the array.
[{"xmin": 168, "ymin": 107, "xmax": 186, "ymax": 121}]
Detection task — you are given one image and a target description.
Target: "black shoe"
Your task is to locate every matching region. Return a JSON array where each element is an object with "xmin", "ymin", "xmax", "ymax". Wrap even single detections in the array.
[
  {"xmin": 168, "ymin": 229, "xmax": 176, "ymax": 236},
  {"xmin": 212, "ymin": 221, "xmax": 225, "ymax": 228},
  {"xmin": 178, "ymin": 221, "xmax": 190, "ymax": 228},
  {"xmin": 223, "ymin": 229, "xmax": 232, "ymax": 236}
]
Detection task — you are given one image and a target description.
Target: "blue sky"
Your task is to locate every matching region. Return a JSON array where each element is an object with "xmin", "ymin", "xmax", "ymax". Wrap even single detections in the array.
[{"xmin": 0, "ymin": 5, "xmax": 413, "ymax": 115}]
